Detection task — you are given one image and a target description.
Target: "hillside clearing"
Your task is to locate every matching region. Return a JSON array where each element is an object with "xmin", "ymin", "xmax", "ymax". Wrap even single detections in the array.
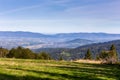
[{"xmin": 0, "ymin": 58, "xmax": 119, "ymax": 80}]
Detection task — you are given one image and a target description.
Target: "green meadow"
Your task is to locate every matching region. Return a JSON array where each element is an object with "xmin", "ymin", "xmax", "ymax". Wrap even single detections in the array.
[{"xmin": 0, "ymin": 58, "xmax": 119, "ymax": 80}]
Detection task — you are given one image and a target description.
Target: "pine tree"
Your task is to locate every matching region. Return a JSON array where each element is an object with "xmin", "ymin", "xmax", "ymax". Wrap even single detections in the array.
[
  {"xmin": 98, "ymin": 44, "xmax": 118, "ymax": 64},
  {"xmin": 110, "ymin": 44, "xmax": 116, "ymax": 50},
  {"xmin": 84, "ymin": 49, "xmax": 92, "ymax": 60},
  {"xmin": 109, "ymin": 44, "xmax": 118, "ymax": 64}
]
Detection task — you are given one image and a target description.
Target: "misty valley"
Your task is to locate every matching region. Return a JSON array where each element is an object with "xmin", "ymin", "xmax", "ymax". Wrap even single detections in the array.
[
  {"xmin": 1, "ymin": 31, "xmax": 120, "ymax": 49},
  {"xmin": 0, "ymin": 31, "xmax": 120, "ymax": 61}
]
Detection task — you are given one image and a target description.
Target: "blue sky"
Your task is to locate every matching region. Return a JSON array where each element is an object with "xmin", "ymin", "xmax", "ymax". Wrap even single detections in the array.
[{"xmin": 0, "ymin": 0, "xmax": 120, "ymax": 33}]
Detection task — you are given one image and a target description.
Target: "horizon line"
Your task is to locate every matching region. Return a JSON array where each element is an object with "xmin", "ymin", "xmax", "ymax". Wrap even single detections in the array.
[{"xmin": 0, "ymin": 30, "xmax": 120, "ymax": 35}]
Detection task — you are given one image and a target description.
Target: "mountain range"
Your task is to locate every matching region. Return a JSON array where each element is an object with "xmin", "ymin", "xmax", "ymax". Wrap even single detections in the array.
[
  {"xmin": 1, "ymin": 31, "xmax": 120, "ymax": 40},
  {"xmin": 0, "ymin": 31, "xmax": 120, "ymax": 49}
]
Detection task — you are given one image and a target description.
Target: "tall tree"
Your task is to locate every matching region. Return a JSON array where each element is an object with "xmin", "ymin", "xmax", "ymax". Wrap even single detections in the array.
[
  {"xmin": 84, "ymin": 49, "xmax": 92, "ymax": 60},
  {"xmin": 98, "ymin": 44, "xmax": 118, "ymax": 64},
  {"xmin": 109, "ymin": 44, "xmax": 118, "ymax": 64}
]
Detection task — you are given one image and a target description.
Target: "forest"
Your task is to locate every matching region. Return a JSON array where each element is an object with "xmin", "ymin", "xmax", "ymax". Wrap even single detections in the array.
[{"xmin": 0, "ymin": 40, "xmax": 120, "ymax": 64}]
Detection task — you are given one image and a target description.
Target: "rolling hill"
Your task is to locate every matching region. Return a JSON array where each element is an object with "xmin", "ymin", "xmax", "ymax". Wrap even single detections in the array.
[
  {"xmin": 0, "ymin": 31, "xmax": 120, "ymax": 41},
  {"xmin": 1, "ymin": 31, "xmax": 120, "ymax": 49},
  {"xmin": 34, "ymin": 40, "xmax": 120, "ymax": 60}
]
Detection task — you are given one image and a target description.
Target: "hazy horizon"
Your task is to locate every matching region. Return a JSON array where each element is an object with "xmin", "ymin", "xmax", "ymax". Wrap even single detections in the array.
[
  {"xmin": 0, "ymin": 30, "xmax": 120, "ymax": 35},
  {"xmin": 0, "ymin": 0, "xmax": 120, "ymax": 33}
]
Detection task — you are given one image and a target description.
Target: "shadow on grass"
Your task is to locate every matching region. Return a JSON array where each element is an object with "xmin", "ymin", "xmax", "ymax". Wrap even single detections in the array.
[
  {"xmin": 0, "ymin": 73, "xmax": 52, "ymax": 80},
  {"xmin": 0, "ymin": 63, "xmax": 120, "ymax": 80},
  {"xmin": 6, "ymin": 67, "xmax": 102, "ymax": 80},
  {"xmin": 57, "ymin": 63, "xmax": 120, "ymax": 80}
]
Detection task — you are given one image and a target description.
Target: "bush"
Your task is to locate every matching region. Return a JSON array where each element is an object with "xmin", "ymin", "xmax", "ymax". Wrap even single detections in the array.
[
  {"xmin": 0, "ymin": 47, "xmax": 9, "ymax": 58},
  {"xmin": 36, "ymin": 52, "xmax": 52, "ymax": 60},
  {"xmin": 7, "ymin": 46, "xmax": 35, "ymax": 59}
]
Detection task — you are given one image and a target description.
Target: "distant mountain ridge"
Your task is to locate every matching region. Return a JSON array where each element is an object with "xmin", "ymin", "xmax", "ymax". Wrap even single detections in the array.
[
  {"xmin": 0, "ymin": 31, "xmax": 49, "ymax": 38},
  {"xmin": 1, "ymin": 31, "xmax": 120, "ymax": 49},
  {"xmin": 0, "ymin": 31, "xmax": 120, "ymax": 40}
]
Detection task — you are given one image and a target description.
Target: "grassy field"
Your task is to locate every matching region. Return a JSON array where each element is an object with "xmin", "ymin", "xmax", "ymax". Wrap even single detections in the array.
[{"xmin": 0, "ymin": 58, "xmax": 119, "ymax": 80}]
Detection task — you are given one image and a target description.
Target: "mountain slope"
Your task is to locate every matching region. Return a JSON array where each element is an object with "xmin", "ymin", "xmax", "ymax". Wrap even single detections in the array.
[
  {"xmin": 68, "ymin": 40, "xmax": 120, "ymax": 59},
  {"xmin": 34, "ymin": 40, "xmax": 120, "ymax": 60},
  {"xmin": 65, "ymin": 39, "xmax": 93, "ymax": 44},
  {"xmin": 58, "ymin": 39, "xmax": 94, "ymax": 48}
]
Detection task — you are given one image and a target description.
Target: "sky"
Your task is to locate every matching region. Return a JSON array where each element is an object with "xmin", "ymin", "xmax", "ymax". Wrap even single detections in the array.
[{"xmin": 0, "ymin": 0, "xmax": 120, "ymax": 34}]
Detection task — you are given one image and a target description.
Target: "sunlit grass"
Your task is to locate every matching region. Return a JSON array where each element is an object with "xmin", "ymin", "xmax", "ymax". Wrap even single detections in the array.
[
  {"xmin": 74, "ymin": 59, "xmax": 101, "ymax": 64},
  {"xmin": 0, "ymin": 58, "xmax": 119, "ymax": 80}
]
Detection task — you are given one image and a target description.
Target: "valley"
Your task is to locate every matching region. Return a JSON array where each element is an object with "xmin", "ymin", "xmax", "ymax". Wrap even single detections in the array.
[{"xmin": 1, "ymin": 31, "xmax": 120, "ymax": 49}]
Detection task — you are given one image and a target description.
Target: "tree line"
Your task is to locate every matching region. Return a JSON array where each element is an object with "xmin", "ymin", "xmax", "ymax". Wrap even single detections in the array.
[
  {"xmin": 84, "ymin": 44, "xmax": 118, "ymax": 64},
  {"xmin": 0, "ymin": 44, "xmax": 119, "ymax": 64},
  {"xmin": 0, "ymin": 46, "xmax": 52, "ymax": 60}
]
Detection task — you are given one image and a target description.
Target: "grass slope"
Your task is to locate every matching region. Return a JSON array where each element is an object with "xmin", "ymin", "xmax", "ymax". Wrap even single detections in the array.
[{"xmin": 0, "ymin": 58, "xmax": 119, "ymax": 80}]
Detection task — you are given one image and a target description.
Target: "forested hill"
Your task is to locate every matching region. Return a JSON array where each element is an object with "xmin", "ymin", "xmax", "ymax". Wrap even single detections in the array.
[
  {"xmin": 34, "ymin": 40, "xmax": 120, "ymax": 60},
  {"xmin": 68, "ymin": 40, "xmax": 120, "ymax": 59}
]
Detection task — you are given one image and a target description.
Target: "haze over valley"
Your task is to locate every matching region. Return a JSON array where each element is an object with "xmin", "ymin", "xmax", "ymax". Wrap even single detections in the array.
[{"xmin": 0, "ymin": 31, "xmax": 120, "ymax": 49}]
